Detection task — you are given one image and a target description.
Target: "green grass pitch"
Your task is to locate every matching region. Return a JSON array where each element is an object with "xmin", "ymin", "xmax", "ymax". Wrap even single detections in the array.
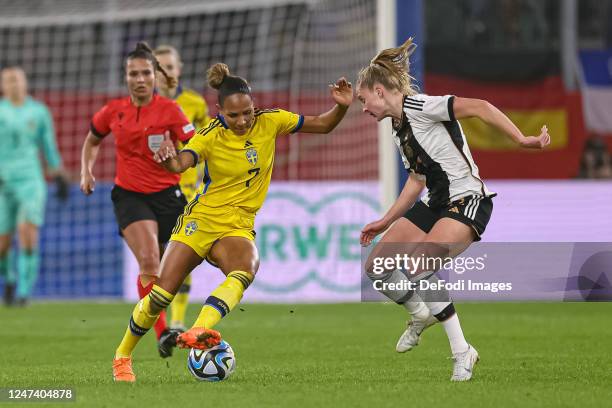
[{"xmin": 0, "ymin": 302, "xmax": 610, "ymax": 407}]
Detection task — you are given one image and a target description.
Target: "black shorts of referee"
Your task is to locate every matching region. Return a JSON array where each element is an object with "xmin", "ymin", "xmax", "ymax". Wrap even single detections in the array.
[{"xmin": 111, "ymin": 184, "xmax": 187, "ymax": 244}]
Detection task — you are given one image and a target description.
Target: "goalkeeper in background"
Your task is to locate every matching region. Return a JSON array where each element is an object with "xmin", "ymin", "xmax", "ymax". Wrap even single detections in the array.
[
  {"xmin": 154, "ymin": 45, "xmax": 211, "ymax": 332},
  {"xmin": 0, "ymin": 66, "xmax": 69, "ymax": 306}
]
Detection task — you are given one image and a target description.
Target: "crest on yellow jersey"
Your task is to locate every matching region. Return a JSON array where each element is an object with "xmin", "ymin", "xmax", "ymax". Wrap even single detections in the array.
[{"xmin": 246, "ymin": 147, "xmax": 258, "ymax": 166}]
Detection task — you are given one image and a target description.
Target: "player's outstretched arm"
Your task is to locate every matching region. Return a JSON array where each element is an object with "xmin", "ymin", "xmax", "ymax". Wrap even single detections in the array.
[
  {"xmin": 80, "ymin": 131, "xmax": 103, "ymax": 195},
  {"xmin": 153, "ymin": 132, "xmax": 195, "ymax": 173},
  {"xmin": 453, "ymin": 97, "xmax": 551, "ymax": 149},
  {"xmin": 300, "ymin": 77, "xmax": 353, "ymax": 134},
  {"xmin": 360, "ymin": 176, "xmax": 425, "ymax": 246}
]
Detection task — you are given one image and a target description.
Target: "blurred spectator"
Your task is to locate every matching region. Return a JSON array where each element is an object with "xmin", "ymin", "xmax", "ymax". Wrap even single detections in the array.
[
  {"xmin": 428, "ymin": 0, "xmax": 552, "ymax": 49},
  {"xmin": 577, "ymin": 136, "xmax": 612, "ymax": 179},
  {"xmin": 495, "ymin": 0, "xmax": 549, "ymax": 48},
  {"xmin": 465, "ymin": 0, "xmax": 490, "ymax": 46},
  {"xmin": 578, "ymin": 0, "xmax": 612, "ymax": 48},
  {"xmin": 606, "ymin": 1, "xmax": 612, "ymax": 47},
  {"xmin": 425, "ymin": 0, "xmax": 465, "ymax": 46}
]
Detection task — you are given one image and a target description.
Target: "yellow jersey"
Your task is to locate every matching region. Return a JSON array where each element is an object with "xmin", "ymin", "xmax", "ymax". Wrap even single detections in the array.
[
  {"xmin": 174, "ymin": 86, "xmax": 211, "ymax": 201},
  {"xmin": 181, "ymin": 108, "xmax": 303, "ymax": 213}
]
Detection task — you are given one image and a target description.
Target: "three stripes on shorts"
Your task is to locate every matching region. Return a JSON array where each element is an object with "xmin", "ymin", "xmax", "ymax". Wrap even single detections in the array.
[{"xmin": 463, "ymin": 196, "xmax": 482, "ymax": 220}]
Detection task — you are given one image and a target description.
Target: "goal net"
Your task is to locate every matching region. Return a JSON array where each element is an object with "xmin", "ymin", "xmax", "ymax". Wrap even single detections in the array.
[{"xmin": 0, "ymin": 0, "xmax": 379, "ymax": 297}]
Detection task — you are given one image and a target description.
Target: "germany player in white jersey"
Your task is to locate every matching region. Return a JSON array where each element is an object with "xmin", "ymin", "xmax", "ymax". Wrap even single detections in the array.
[{"xmin": 357, "ymin": 38, "xmax": 550, "ymax": 381}]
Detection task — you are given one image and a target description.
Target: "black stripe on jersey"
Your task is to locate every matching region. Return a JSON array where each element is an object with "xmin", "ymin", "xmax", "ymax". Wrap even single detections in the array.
[
  {"xmin": 196, "ymin": 119, "xmax": 218, "ymax": 134},
  {"xmin": 442, "ymin": 120, "xmax": 486, "ymax": 196},
  {"xmin": 405, "ymin": 97, "xmax": 424, "ymax": 106},
  {"xmin": 171, "ymin": 197, "xmax": 199, "ymax": 236},
  {"xmin": 447, "ymin": 96, "xmax": 456, "ymax": 121},
  {"xmin": 443, "ymin": 119, "xmax": 464, "ymax": 149},
  {"xmin": 396, "ymin": 116, "xmax": 451, "ymax": 209},
  {"xmin": 404, "ymin": 102, "xmax": 423, "ymax": 109},
  {"xmin": 403, "ymin": 104, "xmax": 423, "ymax": 111},
  {"xmin": 255, "ymin": 108, "xmax": 281, "ymax": 116},
  {"xmin": 196, "ymin": 119, "xmax": 221, "ymax": 135},
  {"xmin": 403, "ymin": 99, "xmax": 424, "ymax": 111}
]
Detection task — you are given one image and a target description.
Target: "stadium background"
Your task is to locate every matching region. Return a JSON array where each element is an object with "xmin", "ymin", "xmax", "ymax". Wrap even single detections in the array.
[{"xmin": 0, "ymin": 0, "xmax": 611, "ymax": 301}]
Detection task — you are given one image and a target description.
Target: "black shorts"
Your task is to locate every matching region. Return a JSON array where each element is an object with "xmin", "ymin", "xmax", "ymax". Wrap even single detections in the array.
[
  {"xmin": 111, "ymin": 184, "xmax": 187, "ymax": 244},
  {"xmin": 403, "ymin": 195, "xmax": 494, "ymax": 241}
]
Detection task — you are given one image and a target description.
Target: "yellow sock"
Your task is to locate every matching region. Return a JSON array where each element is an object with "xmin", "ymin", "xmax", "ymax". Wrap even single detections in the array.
[
  {"xmin": 115, "ymin": 285, "xmax": 174, "ymax": 358},
  {"xmin": 170, "ymin": 274, "xmax": 191, "ymax": 328},
  {"xmin": 193, "ymin": 271, "xmax": 254, "ymax": 329}
]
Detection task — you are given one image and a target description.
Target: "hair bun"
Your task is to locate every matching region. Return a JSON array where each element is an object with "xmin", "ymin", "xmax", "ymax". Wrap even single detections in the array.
[{"xmin": 207, "ymin": 63, "xmax": 231, "ymax": 90}]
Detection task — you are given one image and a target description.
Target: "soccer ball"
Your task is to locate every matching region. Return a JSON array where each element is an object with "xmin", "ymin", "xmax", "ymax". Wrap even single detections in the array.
[{"xmin": 187, "ymin": 340, "xmax": 236, "ymax": 382}]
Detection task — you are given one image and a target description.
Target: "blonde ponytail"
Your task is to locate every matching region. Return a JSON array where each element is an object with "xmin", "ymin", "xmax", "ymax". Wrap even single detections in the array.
[{"xmin": 357, "ymin": 37, "xmax": 418, "ymax": 95}]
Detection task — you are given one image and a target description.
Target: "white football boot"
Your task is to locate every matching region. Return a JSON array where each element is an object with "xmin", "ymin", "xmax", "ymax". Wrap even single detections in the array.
[
  {"xmin": 395, "ymin": 314, "xmax": 438, "ymax": 352},
  {"xmin": 450, "ymin": 344, "xmax": 479, "ymax": 382}
]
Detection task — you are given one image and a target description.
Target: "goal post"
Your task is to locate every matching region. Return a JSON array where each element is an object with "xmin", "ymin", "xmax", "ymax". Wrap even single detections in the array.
[
  {"xmin": 377, "ymin": 0, "xmax": 426, "ymax": 211},
  {"xmin": 377, "ymin": 0, "xmax": 399, "ymax": 211}
]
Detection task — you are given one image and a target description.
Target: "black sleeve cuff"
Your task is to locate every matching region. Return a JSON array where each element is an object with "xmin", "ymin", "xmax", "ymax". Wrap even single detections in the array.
[
  {"xmin": 90, "ymin": 122, "xmax": 107, "ymax": 139},
  {"xmin": 447, "ymin": 96, "xmax": 456, "ymax": 121},
  {"xmin": 182, "ymin": 149, "xmax": 199, "ymax": 167}
]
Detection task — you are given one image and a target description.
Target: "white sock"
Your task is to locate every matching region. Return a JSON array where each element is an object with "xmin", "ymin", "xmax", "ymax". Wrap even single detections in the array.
[
  {"xmin": 402, "ymin": 293, "xmax": 431, "ymax": 321},
  {"xmin": 440, "ymin": 314, "xmax": 469, "ymax": 355}
]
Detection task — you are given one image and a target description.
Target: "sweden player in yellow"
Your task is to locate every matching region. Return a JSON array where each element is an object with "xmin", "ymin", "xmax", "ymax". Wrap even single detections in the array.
[
  {"xmin": 112, "ymin": 62, "xmax": 353, "ymax": 382},
  {"xmin": 169, "ymin": 108, "xmax": 301, "ymax": 257},
  {"xmin": 154, "ymin": 45, "xmax": 211, "ymax": 332}
]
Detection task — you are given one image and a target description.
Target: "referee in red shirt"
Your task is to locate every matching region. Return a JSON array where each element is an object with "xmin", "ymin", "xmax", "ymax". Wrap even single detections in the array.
[{"xmin": 80, "ymin": 42, "xmax": 195, "ymax": 358}]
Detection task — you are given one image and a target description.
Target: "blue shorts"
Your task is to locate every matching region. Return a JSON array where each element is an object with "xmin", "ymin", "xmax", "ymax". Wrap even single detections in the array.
[{"xmin": 0, "ymin": 177, "xmax": 47, "ymax": 234}]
